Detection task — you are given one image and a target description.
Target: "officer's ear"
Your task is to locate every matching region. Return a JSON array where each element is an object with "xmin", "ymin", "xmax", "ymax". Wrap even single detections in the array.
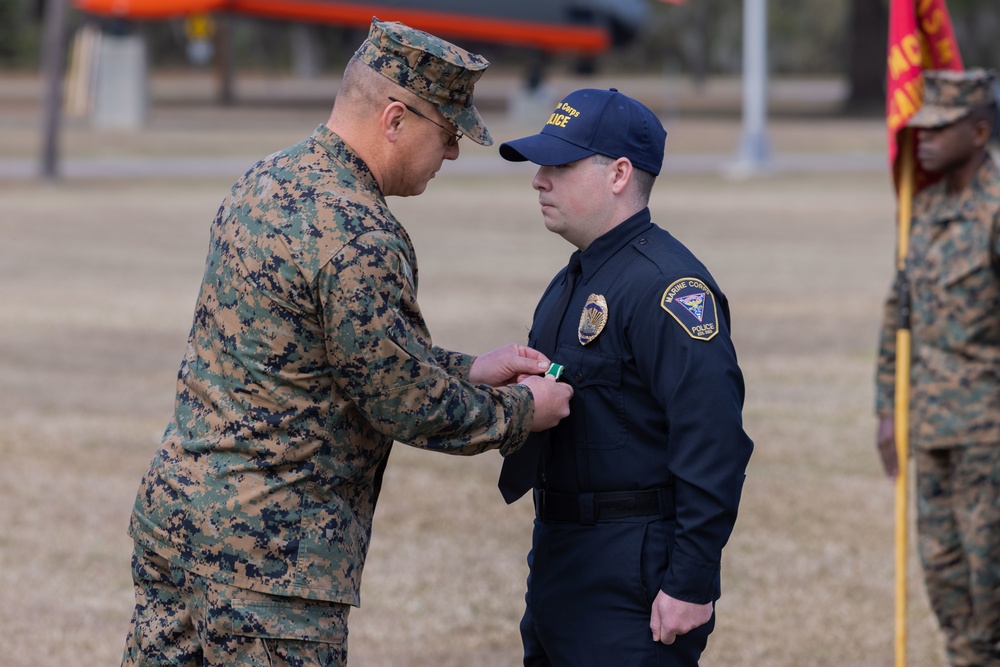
[{"xmin": 610, "ymin": 157, "xmax": 633, "ymax": 196}]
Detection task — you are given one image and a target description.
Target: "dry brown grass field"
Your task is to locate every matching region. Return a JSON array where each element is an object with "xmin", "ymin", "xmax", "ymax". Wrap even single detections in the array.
[{"xmin": 0, "ymin": 72, "xmax": 948, "ymax": 666}]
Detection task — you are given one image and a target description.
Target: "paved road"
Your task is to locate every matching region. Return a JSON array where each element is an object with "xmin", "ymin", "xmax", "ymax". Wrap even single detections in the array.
[{"xmin": 0, "ymin": 150, "xmax": 887, "ymax": 181}]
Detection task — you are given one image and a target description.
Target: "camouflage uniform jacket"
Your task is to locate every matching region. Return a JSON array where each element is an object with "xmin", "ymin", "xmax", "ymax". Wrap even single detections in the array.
[
  {"xmin": 129, "ymin": 125, "xmax": 534, "ymax": 605},
  {"xmin": 876, "ymin": 155, "xmax": 1000, "ymax": 449}
]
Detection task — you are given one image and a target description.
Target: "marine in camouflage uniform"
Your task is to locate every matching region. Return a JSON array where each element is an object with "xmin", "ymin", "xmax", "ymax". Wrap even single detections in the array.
[
  {"xmin": 121, "ymin": 18, "xmax": 573, "ymax": 667},
  {"xmin": 876, "ymin": 69, "xmax": 1000, "ymax": 667}
]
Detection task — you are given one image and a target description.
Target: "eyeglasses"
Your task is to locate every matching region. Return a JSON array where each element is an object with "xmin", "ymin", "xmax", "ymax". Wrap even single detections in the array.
[{"xmin": 388, "ymin": 96, "xmax": 463, "ymax": 147}]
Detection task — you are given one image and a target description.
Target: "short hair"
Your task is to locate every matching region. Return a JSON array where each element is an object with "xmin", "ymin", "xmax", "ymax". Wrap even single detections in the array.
[
  {"xmin": 591, "ymin": 153, "xmax": 657, "ymax": 205},
  {"xmin": 335, "ymin": 56, "xmax": 398, "ymax": 114}
]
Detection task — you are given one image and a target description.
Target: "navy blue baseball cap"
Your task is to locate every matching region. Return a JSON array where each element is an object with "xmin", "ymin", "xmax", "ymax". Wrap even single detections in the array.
[{"xmin": 499, "ymin": 88, "xmax": 667, "ymax": 175}]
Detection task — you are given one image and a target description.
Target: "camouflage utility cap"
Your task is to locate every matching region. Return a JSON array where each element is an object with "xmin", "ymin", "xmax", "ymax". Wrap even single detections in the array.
[
  {"xmin": 908, "ymin": 68, "xmax": 998, "ymax": 129},
  {"xmin": 355, "ymin": 17, "xmax": 493, "ymax": 146}
]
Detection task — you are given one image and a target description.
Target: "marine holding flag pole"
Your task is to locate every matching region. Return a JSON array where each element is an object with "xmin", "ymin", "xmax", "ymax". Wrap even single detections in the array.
[{"xmin": 884, "ymin": 1, "xmax": 962, "ymax": 665}]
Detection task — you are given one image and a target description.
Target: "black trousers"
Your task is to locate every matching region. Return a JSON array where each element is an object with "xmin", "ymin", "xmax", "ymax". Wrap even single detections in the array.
[{"xmin": 519, "ymin": 517, "xmax": 714, "ymax": 667}]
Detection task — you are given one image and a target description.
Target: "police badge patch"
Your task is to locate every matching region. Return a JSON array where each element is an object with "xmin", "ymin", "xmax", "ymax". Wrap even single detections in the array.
[
  {"xmin": 578, "ymin": 294, "xmax": 608, "ymax": 345},
  {"xmin": 660, "ymin": 278, "xmax": 719, "ymax": 341}
]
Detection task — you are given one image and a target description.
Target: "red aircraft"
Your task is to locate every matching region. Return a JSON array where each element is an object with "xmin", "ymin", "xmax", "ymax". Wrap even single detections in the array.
[{"xmin": 72, "ymin": 0, "xmax": 662, "ymax": 55}]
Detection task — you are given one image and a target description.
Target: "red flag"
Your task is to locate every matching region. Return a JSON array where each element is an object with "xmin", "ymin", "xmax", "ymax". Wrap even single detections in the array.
[{"xmin": 886, "ymin": 0, "xmax": 963, "ymax": 192}]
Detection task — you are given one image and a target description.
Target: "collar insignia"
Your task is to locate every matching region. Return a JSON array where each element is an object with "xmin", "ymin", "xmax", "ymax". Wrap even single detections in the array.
[{"xmin": 578, "ymin": 294, "xmax": 608, "ymax": 345}]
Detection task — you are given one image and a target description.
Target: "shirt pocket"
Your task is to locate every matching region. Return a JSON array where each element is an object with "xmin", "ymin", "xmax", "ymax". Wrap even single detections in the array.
[
  {"xmin": 940, "ymin": 253, "xmax": 1000, "ymax": 333},
  {"xmin": 557, "ymin": 344, "xmax": 626, "ymax": 450},
  {"xmin": 942, "ymin": 251, "xmax": 992, "ymax": 288}
]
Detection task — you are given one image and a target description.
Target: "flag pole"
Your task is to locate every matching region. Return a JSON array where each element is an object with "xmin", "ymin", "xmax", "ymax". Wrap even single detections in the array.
[{"xmin": 893, "ymin": 127, "xmax": 915, "ymax": 667}]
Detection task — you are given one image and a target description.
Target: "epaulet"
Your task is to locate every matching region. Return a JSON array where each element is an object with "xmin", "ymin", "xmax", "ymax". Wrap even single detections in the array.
[
  {"xmin": 630, "ymin": 229, "xmax": 703, "ymax": 277},
  {"xmin": 629, "ymin": 230, "xmax": 676, "ymax": 272}
]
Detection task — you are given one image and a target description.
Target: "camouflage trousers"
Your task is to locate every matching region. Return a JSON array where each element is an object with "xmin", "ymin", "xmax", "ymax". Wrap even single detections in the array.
[
  {"xmin": 122, "ymin": 543, "xmax": 350, "ymax": 667},
  {"xmin": 915, "ymin": 445, "xmax": 1000, "ymax": 667}
]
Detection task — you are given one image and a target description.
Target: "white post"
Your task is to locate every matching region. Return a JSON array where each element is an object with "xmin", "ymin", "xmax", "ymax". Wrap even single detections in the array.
[
  {"xmin": 92, "ymin": 28, "xmax": 149, "ymax": 130},
  {"xmin": 734, "ymin": 0, "xmax": 771, "ymax": 173},
  {"xmin": 292, "ymin": 24, "xmax": 323, "ymax": 79},
  {"xmin": 40, "ymin": 0, "xmax": 67, "ymax": 180}
]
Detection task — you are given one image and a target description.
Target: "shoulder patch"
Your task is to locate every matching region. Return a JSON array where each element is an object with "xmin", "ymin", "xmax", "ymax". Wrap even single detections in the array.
[{"xmin": 660, "ymin": 277, "xmax": 719, "ymax": 341}]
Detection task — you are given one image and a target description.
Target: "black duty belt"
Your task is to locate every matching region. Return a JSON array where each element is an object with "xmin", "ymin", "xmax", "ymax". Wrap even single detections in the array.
[{"xmin": 533, "ymin": 488, "xmax": 675, "ymax": 525}]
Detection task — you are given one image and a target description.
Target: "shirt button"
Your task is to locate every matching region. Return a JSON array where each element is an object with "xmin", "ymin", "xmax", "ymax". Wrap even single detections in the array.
[
  {"xmin": 638, "ymin": 238, "xmax": 647, "ymax": 245},
  {"xmin": 574, "ymin": 372, "xmax": 584, "ymax": 382}
]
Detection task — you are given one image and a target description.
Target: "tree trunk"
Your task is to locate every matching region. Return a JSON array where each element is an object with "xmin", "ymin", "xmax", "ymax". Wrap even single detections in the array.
[{"xmin": 843, "ymin": 0, "xmax": 888, "ymax": 115}]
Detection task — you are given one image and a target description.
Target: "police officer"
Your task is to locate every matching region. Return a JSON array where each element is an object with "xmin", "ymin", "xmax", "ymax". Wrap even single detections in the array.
[
  {"xmin": 120, "ymin": 19, "xmax": 573, "ymax": 667},
  {"xmin": 497, "ymin": 89, "xmax": 754, "ymax": 666},
  {"xmin": 876, "ymin": 69, "xmax": 1000, "ymax": 667}
]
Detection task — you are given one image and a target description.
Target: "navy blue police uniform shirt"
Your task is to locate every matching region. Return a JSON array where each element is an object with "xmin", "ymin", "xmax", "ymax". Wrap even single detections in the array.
[{"xmin": 528, "ymin": 208, "xmax": 753, "ymax": 604}]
